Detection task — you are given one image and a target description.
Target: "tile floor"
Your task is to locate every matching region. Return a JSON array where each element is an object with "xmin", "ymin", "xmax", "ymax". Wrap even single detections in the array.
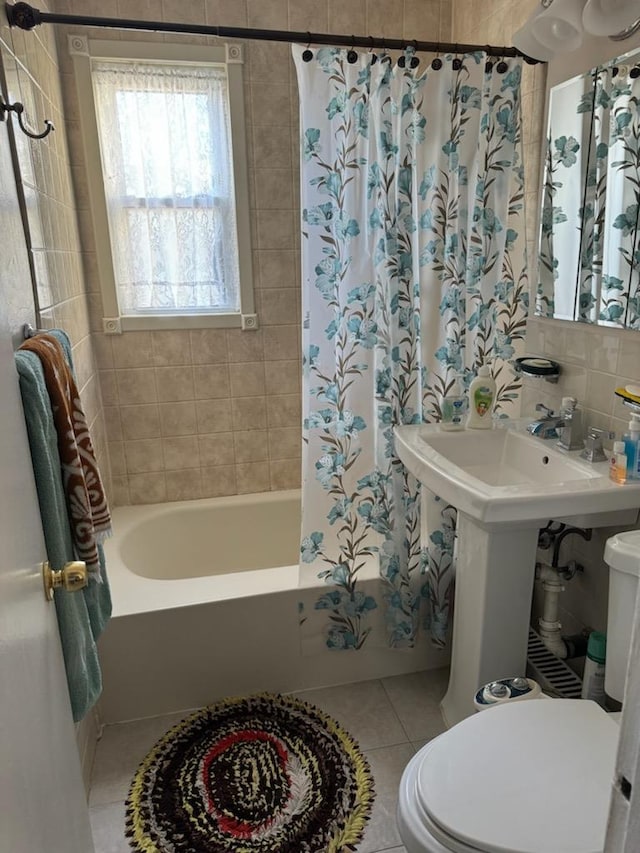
[{"xmin": 89, "ymin": 667, "xmax": 450, "ymax": 853}]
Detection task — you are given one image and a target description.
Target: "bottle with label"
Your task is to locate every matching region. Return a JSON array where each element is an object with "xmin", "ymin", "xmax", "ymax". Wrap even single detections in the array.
[
  {"xmin": 441, "ymin": 376, "xmax": 466, "ymax": 431},
  {"xmin": 622, "ymin": 414, "xmax": 640, "ymax": 481},
  {"xmin": 609, "ymin": 441, "xmax": 627, "ymax": 484},
  {"xmin": 581, "ymin": 631, "xmax": 606, "ymax": 707},
  {"xmin": 466, "ymin": 365, "xmax": 496, "ymax": 429}
]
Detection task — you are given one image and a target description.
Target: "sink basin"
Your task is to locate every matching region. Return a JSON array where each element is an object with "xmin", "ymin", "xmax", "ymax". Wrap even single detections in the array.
[{"xmin": 394, "ymin": 423, "xmax": 640, "ymax": 528}]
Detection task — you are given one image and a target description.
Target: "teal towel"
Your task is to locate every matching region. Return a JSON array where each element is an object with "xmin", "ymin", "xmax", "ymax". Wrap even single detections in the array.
[{"xmin": 15, "ymin": 335, "xmax": 112, "ymax": 721}]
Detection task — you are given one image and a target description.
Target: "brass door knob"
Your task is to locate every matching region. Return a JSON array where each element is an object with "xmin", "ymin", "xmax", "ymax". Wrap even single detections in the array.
[{"xmin": 42, "ymin": 560, "xmax": 88, "ymax": 601}]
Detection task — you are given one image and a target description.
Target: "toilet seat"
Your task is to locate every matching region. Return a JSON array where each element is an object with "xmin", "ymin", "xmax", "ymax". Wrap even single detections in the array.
[{"xmin": 398, "ymin": 699, "xmax": 619, "ymax": 853}]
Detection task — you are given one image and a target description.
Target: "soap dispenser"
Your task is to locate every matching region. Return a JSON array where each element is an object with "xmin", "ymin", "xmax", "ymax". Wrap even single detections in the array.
[
  {"xmin": 466, "ymin": 365, "xmax": 496, "ymax": 429},
  {"xmin": 623, "ymin": 413, "xmax": 640, "ymax": 481}
]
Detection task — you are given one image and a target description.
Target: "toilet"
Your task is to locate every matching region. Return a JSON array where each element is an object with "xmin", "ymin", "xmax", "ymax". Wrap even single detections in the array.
[{"xmin": 398, "ymin": 530, "xmax": 640, "ymax": 853}]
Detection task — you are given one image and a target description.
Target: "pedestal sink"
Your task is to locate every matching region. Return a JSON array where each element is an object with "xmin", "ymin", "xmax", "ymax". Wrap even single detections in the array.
[{"xmin": 394, "ymin": 422, "xmax": 640, "ymax": 725}]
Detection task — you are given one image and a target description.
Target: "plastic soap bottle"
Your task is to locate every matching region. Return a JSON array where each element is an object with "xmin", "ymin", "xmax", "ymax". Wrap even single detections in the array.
[
  {"xmin": 581, "ymin": 630, "xmax": 607, "ymax": 707},
  {"xmin": 441, "ymin": 376, "xmax": 466, "ymax": 431},
  {"xmin": 610, "ymin": 441, "xmax": 627, "ymax": 484},
  {"xmin": 622, "ymin": 413, "xmax": 640, "ymax": 481},
  {"xmin": 466, "ymin": 365, "xmax": 496, "ymax": 429}
]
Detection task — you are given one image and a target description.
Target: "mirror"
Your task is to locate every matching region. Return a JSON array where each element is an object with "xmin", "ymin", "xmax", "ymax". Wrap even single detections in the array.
[{"xmin": 536, "ymin": 47, "xmax": 640, "ymax": 329}]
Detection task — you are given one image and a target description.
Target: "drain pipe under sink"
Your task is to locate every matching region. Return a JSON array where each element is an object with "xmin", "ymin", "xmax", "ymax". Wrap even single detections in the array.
[{"xmin": 535, "ymin": 561, "xmax": 582, "ymax": 659}]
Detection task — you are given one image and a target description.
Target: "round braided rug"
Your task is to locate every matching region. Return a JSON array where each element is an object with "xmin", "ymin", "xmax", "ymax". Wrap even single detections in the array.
[{"xmin": 125, "ymin": 693, "xmax": 375, "ymax": 852}]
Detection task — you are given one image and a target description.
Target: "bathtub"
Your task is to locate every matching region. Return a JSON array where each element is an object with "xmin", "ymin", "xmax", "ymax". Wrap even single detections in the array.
[
  {"xmin": 104, "ymin": 490, "xmax": 301, "ymax": 617},
  {"xmin": 98, "ymin": 489, "xmax": 446, "ymax": 723}
]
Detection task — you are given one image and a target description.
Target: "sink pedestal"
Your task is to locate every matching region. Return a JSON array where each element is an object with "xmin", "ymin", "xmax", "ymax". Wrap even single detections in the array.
[{"xmin": 440, "ymin": 513, "xmax": 539, "ymax": 727}]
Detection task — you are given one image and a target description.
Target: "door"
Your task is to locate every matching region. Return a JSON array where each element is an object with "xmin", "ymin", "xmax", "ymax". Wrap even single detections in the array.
[{"xmin": 0, "ymin": 105, "xmax": 94, "ymax": 851}]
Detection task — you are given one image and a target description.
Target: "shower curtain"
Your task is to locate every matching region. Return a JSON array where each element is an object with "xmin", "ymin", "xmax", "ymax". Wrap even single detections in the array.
[{"xmin": 294, "ymin": 46, "xmax": 528, "ymax": 652}]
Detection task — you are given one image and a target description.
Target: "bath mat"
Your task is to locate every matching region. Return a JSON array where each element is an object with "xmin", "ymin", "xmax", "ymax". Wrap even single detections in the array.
[{"xmin": 125, "ymin": 692, "xmax": 375, "ymax": 852}]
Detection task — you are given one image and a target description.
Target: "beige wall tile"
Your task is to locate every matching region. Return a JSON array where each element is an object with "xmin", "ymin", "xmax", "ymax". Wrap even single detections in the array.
[
  {"xmin": 110, "ymin": 475, "xmax": 131, "ymax": 507},
  {"xmin": 205, "ymin": 0, "xmax": 248, "ymax": 28},
  {"xmin": 120, "ymin": 404, "xmax": 160, "ymax": 440},
  {"xmin": 263, "ymin": 325, "xmax": 299, "ymax": 361},
  {"xmin": 266, "ymin": 394, "xmax": 301, "ymax": 428},
  {"xmin": 198, "ymin": 432, "xmax": 236, "ymax": 467},
  {"xmin": 236, "ymin": 461, "xmax": 270, "ymax": 493},
  {"xmin": 247, "ymin": 0, "xmax": 287, "ymax": 29},
  {"xmin": 165, "ymin": 469, "xmax": 202, "ymax": 501},
  {"xmin": 232, "ymin": 396, "xmax": 267, "ymax": 429},
  {"xmin": 256, "ymin": 210, "xmax": 295, "ymax": 249},
  {"xmin": 328, "ymin": 0, "xmax": 366, "ymax": 34},
  {"xmin": 155, "ymin": 366, "xmax": 195, "ymax": 402},
  {"xmin": 159, "ymin": 401, "xmax": 197, "ymax": 436},
  {"xmin": 162, "ymin": 435, "xmax": 200, "ymax": 469},
  {"xmin": 108, "ymin": 441, "xmax": 126, "ymax": 476},
  {"xmin": 260, "ymin": 289, "xmax": 298, "ymax": 326},
  {"xmin": 265, "ymin": 359, "xmax": 301, "ymax": 395},
  {"xmin": 116, "ymin": 368, "xmax": 157, "ymax": 405},
  {"xmin": 257, "ymin": 249, "xmax": 297, "ymax": 288},
  {"xmin": 196, "ymin": 399, "xmax": 233, "ymax": 433},
  {"xmin": 226, "ymin": 328, "xmax": 264, "ymax": 362},
  {"xmin": 111, "ymin": 331, "xmax": 155, "ymax": 367},
  {"xmin": 190, "ymin": 329, "xmax": 228, "ymax": 364},
  {"xmin": 152, "ymin": 330, "xmax": 192, "ymax": 365},
  {"xmin": 124, "ymin": 438, "xmax": 164, "ymax": 473},
  {"xmin": 269, "ymin": 459, "xmax": 301, "ymax": 490},
  {"xmin": 193, "ymin": 364, "xmax": 231, "ymax": 399},
  {"xmin": 104, "ymin": 406, "xmax": 123, "ymax": 442},
  {"xmin": 99, "ymin": 370, "xmax": 118, "ymax": 406},
  {"xmin": 229, "ymin": 362, "xmax": 266, "ymax": 397},
  {"xmin": 201, "ymin": 464, "xmax": 237, "ymax": 497},
  {"xmin": 288, "ymin": 0, "xmax": 329, "ymax": 33},
  {"xmin": 234, "ymin": 429, "xmax": 268, "ymax": 462},
  {"xmin": 268, "ymin": 426, "xmax": 302, "ymax": 459},
  {"xmin": 128, "ymin": 472, "xmax": 167, "ymax": 504},
  {"xmin": 251, "ymin": 83, "xmax": 291, "ymax": 127}
]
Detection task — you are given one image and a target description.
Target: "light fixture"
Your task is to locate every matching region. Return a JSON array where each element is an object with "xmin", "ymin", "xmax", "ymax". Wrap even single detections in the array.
[
  {"xmin": 512, "ymin": 20, "xmax": 556, "ymax": 61},
  {"xmin": 583, "ymin": 0, "xmax": 640, "ymax": 38},
  {"xmin": 532, "ymin": 0, "xmax": 585, "ymax": 52},
  {"xmin": 513, "ymin": 0, "xmax": 640, "ymax": 62}
]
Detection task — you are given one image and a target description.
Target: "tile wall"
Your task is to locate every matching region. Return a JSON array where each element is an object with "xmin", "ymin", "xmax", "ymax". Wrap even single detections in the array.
[
  {"xmin": 0, "ymin": 2, "xmax": 110, "ymax": 496},
  {"xmin": 54, "ymin": 0, "xmax": 453, "ymax": 506}
]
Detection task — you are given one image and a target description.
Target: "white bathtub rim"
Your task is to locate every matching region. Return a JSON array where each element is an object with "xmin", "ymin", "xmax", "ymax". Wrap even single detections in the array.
[{"xmin": 104, "ymin": 490, "xmax": 301, "ymax": 618}]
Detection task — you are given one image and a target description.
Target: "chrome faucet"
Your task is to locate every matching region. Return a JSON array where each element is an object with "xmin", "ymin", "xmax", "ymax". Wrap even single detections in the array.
[
  {"xmin": 580, "ymin": 427, "xmax": 615, "ymax": 463},
  {"xmin": 527, "ymin": 403, "xmax": 565, "ymax": 439},
  {"xmin": 555, "ymin": 397, "xmax": 583, "ymax": 451}
]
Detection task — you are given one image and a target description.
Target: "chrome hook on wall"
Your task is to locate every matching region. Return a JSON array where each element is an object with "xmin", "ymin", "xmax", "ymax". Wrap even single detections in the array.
[{"xmin": 0, "ymin": 98, "xmax": 54, "ymax": 140}]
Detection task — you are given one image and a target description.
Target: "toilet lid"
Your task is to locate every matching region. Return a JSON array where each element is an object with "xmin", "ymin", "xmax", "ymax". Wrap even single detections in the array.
[{"xmin": 415, "ymin": 700, "xmax": 618, "ymax": 853}]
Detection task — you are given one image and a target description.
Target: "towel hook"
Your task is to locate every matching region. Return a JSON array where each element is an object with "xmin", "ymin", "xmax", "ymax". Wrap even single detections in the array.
[{"xmin": 1, "ymin": 98, "xmax": 54, "ymax": 140}]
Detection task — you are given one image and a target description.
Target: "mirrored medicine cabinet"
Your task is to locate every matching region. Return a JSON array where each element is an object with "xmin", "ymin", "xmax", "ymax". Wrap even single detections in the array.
[{"xmin": 536, "ymin": 46, "xmax": 640, "ymax": 330}]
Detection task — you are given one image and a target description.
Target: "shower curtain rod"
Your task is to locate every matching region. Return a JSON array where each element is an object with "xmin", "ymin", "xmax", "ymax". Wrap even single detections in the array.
[{"xmin": 5, "ymin": 2, "xmax": 541, "ymax": 64}]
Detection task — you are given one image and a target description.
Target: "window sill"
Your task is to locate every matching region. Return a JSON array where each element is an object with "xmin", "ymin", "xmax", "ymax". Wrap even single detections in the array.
[{"xmin": 103, "ymin": 312, "xmax": 259, "ymax": 333}]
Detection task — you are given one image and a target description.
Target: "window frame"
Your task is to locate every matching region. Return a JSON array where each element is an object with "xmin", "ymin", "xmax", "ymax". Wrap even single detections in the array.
[{"xmin": 70, "ymin": 36, "xmax": 256, "ymax": 333}]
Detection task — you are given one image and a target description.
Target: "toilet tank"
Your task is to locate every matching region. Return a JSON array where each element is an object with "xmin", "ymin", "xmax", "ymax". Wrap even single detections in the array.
[{"xmin": 605, "ymin": 531, "xmax": 640, "ymax": 703}]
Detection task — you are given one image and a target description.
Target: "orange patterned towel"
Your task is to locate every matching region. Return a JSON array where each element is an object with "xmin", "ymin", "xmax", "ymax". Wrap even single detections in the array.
[{"xmin": 20, "ymin": 333, "xmax": 111, "ymax": 576}]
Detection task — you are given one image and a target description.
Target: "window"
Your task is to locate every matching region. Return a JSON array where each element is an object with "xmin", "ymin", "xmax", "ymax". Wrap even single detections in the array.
[{"xmin": 70, "ymin": 38, "xmax": 255, "ymax": 331}]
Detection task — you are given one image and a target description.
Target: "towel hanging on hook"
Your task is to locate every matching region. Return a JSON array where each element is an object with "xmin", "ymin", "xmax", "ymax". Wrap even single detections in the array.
[{"xmin": 1, "ymin": 98, "xmax": 54, "ymax": 139}]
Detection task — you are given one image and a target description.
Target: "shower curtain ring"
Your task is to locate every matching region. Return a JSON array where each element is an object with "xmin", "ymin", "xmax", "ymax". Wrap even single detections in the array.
[
  {"xmin": 302, "ymin": 33, "xmax": 313, "ymax": 62},
  {"xmin": 368, "ymin": 36, "xmax": 378, "ymax": 65},
  {"xmin": 452, "ymin": 44, "xmax": 462, "ymax": 71},
  {"xmin": 347, "ymin": 37, "xmax": 358, "ymax": 64},
  {"xmin": 431, "ymin": 44, "xmax": 442, "ymax": 71},
  {"xmin": 496, "ymin": 55, "xmax": 509, "ymax": 74},
  {"xmin": 485, "ymin": 47, "xmax": 494, "ymax": 73},
  {"xmin": 410, "ymin": 40, "xmax": 420, "ymax": 69}
]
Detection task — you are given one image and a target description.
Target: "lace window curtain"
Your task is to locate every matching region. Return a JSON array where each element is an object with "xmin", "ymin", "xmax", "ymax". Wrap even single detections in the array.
[{"xmin": 92, "ymin": 61, "xmax": 241, "ymax": 315}]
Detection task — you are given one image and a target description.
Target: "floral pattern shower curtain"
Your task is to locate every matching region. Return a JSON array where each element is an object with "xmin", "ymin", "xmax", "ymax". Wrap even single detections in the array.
[{"xmin": 294, "ymin": 46, "xmax": 528, "ymax": 652}]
